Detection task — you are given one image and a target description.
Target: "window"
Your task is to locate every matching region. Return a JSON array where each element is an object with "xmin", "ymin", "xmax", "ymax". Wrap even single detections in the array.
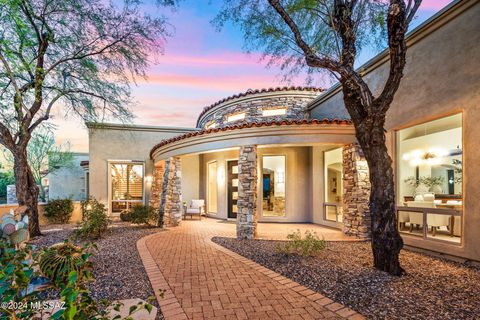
[
  {"xmin": 396, "ymin": 113, "xmax": 463, "ymax": 244},
  {"xmin": 262, "ymin": 155, "xmax": 286, "ymax": 217},
  {"xmin": 227, "ymin": 112, "xmax": 245, "ymax": 122},
  {"xmin": 262, "ymin": 108, "xmax": 287, "ymax": 117},
  {"xmin": 206, "ymin": 121, "xmax": 216, "ymax": 129},
  {"xmin": 324, "ymin": 148, "xmax": 343, "ymax": 222},
  {"xmin": 110, "ymin": 162, "xmax": 144, "ymax": 215},
  {"xmin": 207, "ymin": 161, "xmax": 217, "ymax": 214}
]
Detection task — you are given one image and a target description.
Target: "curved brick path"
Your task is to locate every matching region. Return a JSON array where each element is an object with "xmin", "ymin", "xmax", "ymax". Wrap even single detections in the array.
[{"xmin": 138, "ymin": 219, "xmax": 364, "ymax": 320}]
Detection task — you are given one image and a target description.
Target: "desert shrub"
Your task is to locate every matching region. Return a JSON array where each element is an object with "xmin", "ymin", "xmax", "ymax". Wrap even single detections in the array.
[
  {"xmin": 119, "ymin": 210, "xmax": 131, "ymax": 222},
  {"xmin": 80, "ymin": 197, "xmax": 105, "ymax": 221},
  {"xmin": 75, "ymin": 198, "xmax": 109, "ymax": 239},
  {"xmin": 126, "ymin": 205, "xmax": 158, "ymax": 225},
  {"xmin": 44, "ymin": 199, "xmax": 74, "ymax": 224},
  {"xmin": 275, "ymin": 230, "xmax": 326, "ymax": 257}
]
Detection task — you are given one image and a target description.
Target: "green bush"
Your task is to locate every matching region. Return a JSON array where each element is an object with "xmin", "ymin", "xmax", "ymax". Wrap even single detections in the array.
[
  {"xmin": 44, "ymin": 199, "xmax": 74, "ymax": 224},
  {"xmin": 275, "ymin": 230, "xmax": 326, "ymax": 257},
  {"xmin": 75, "ymin": 198, "xmax": 109, "ymax": 239},
  {"xmin": 119, "ymin": 210, "xmax": 131, "ymax": 222},
  {"xmin": 126, "ymin": 205, "xmax": 158, "ymax": 225}
]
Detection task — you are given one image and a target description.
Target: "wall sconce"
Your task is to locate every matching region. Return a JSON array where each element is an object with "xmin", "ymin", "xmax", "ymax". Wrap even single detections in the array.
[{"xmin": 145, "ymin": 175, "xmax": 153, "ymax": 184}]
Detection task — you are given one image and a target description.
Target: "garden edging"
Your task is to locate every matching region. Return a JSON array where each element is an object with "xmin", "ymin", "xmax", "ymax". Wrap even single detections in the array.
[{"xmin": 137, "ymin": 232, "xmax": 188, "ymax": 320}]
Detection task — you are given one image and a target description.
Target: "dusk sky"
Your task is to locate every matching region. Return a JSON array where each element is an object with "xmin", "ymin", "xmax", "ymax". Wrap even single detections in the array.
[{"xmin": 53, "ymin": 0, "xmax": 453, "ymax": 152}]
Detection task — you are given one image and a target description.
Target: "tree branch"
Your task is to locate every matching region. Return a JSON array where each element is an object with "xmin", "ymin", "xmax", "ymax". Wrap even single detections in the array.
[{"xmin": 267, "ymin": 0, "xmax": 343, "ymax": 72}]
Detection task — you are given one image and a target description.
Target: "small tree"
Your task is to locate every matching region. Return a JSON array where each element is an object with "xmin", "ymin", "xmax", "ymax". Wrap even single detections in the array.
[
  {"xmin": 3, "ymin": 126, "xmax": 74, "ymax": 202},
  {"xmin": 0, "ymin": 0, "xmax": 171, "ymax": 236},
  {"xmin": 217, "ymin": 0, "xmax": 422, "ymax": 275}
]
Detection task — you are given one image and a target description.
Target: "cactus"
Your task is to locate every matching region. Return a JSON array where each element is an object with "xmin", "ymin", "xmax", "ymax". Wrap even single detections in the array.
[{"xmin": 39, "ymin": 242, "xmax": 85, "ymax": 283}]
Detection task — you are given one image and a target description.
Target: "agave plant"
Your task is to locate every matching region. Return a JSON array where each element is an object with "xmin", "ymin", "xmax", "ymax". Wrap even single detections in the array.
[{"xmin": 39, "ymin": 242, "xmax": 90, "ymax": 285}]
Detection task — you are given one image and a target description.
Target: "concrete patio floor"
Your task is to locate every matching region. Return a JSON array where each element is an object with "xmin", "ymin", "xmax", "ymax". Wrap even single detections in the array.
[{"xmin": 137, "ymin": 219, "xmax": 364, "ymax": 320}]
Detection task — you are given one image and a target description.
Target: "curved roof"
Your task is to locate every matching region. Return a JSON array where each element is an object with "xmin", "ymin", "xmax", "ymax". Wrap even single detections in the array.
[
  {"xmin": 150, "ymin": 118, "xmax": 351, "ymax": 159},
  {"xmin": 196, "ymin": 86, "xmax": 323, "ymax": 127}
]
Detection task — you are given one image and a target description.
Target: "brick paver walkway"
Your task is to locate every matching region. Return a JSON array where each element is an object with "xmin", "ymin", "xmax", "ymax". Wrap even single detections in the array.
[{"xmin": 138, "ymin": 219, "xmax": 363, "ymax": 320}]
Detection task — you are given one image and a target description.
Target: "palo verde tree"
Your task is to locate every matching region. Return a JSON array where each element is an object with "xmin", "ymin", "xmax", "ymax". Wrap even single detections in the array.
[
  {"xmin": 0, "ymin": 0, "xmax": 171, "ymax": 236},
  {"xmin": 216, "ymin": 0, "xmax": 422, "ymax": 275}
]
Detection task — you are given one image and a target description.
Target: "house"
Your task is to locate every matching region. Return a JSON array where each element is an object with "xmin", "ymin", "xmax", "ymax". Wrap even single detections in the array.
[{"xmin": 85, "ymin": 0, "xmax": 479, "ymax": 262}]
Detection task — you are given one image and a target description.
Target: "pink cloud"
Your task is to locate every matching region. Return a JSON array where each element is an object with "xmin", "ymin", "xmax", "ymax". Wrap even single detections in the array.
[
  {"xmin": 419, "ymin": 0, "xmax": 452, "ymax": 10},
  {"xmin": 139, "ymin": 73, "xmax": 282, "ymax": 92}
]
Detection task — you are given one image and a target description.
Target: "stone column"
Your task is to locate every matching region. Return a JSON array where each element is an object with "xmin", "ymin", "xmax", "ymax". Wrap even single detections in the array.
[
  {"xmin": 237, "ymin": 145, "xmax": 258, "ymax": 239},
  {"xmin": 160, "ymin": 157, "xmax": 182, "ymax": 227},
  {"xmin": 149, "ymin": 161, "xmax": 165, "ymax": 211},
  {"xmin": 342, "ymin": 143, "xmax": 371, "ymax": 239}
]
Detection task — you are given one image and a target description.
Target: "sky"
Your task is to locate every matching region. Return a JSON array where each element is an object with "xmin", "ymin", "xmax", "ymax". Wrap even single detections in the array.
[{"xmin": 52, "ymin": 0, "xmax": 454, "ymax": 152}]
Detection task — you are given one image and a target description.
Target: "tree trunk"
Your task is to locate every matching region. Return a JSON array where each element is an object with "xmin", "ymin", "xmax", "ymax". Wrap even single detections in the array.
[
  {"xmin": 357, "ymin": 119, "xmax": 404, "ymax": 276},
  {"xmin": 13, "ymin": 148, "xmax": 42, "ymax": 237}
]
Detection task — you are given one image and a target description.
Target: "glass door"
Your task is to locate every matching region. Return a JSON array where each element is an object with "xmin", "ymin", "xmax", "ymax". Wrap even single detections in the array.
[{"xmin": 227, "ymin": 160, "xmax": 239, "ymax": 219}]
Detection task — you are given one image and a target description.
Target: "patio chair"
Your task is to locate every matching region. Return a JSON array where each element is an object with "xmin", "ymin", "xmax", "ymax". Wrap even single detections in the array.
[{"xmin": 184, "ymin": 200, "xmax": 205, "ymax": 220}]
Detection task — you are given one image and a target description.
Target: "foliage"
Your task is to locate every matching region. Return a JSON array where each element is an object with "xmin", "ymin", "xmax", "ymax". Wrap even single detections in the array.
[
  {"xmin": 76, "ymin": 198, "xmax": 109, "ymax": 239},
  {"xmin": 452, "ymin": 159, "xmax": 463, "ymax": 183},
  {"xmin": 2, "ymin": 127, "xmax": 74, "ymax": 202},
  {"xmin": 0, "ymin": 170, "xmax": 15, "ymax": 202},
  {"xmin": 0, "ymin": 239, "xmax": 155, "ymax": 319},
  {"xmin": 0, "ymin": 0, "xmax": 173, "ymax": 235},
  {"xmin": 275, "ymin": 230, "xmax": 326, "ymax": 257},
  {"xmin": 80, "ymin": 197, "xmax": 106, "ymax": 221},
  {"xmin": 119, "ymin": 211, "xmax": 131, "ymax": 222},
  {"xmin": 404, "ymin": 176, "xmax": 445, "ymax": 188},
  {"xmin": 0, "ymin": 241, "xmax": 42, "ymax": 320},
  {"xmin": 215, "ymin": 0, "xmax": 389, "ymax": 83},
  {"xmin": 43, "ymin": 199, "xmax": 74, "ymax": 224},
  {"xmin": 124, "ymin": 205, "xmax": 158, "ymax": 226},
  {"xmin": 39, "ymin": 242, "xmax": 88, "ymax": 285}
]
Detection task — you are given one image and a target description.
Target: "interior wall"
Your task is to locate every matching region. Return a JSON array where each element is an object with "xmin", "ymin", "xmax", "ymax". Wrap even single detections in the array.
[{"xmin": 258, "ymin": 146, "xmax": 311, "ymax": 223}]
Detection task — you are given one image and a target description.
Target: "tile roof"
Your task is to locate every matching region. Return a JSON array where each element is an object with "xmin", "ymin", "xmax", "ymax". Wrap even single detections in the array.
[
  {"xmin": 196, "ymin": 86, "xmax": 323, "ymax": 127},
  {"xmin": 150, "ymin": 118, "xmax": 352, "ymax": 159}
]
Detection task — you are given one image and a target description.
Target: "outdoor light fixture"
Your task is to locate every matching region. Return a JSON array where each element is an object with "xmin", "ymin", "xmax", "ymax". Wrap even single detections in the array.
[{"xmin": 145, "ymin": 175, "xmax": 153, "ymax": 183}]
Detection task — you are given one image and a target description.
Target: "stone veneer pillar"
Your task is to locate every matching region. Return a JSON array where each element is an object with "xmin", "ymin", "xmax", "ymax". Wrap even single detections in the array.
[
  {"xmin": 159, "ymin": 157, "xmax": 182, "ymax": 227},
  {"xmin": 342, "ymin": 143, "xmax": 371, "ymax": 239},
  {"xmin": 149, "ymin": 162, "xmax": 165, "ymax": 211},
  {"xmin": 236, "ymin": 145, "xmax": 258, "ymax": 239}
]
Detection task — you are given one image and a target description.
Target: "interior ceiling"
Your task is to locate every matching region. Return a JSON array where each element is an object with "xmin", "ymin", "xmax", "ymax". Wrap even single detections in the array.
[{"xmin": 400, "ymin": 113, "xmax": 462, "ymax": 141}]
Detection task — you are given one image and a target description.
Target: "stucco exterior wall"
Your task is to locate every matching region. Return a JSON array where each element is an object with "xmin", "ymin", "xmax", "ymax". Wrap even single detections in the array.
[
  {"xmin": 309, "ymin": 0, "xmax": 480, "ymax": 261},
  {"xmin": 88, "ymin": 124, "xmax": 196, "ymax": 213},
  {"xmin": 48, "ymin": 153, "xmax": 89, "ymax": 201},
  {"xmin": 0, "ymin": 202, "xmax": 83, "ymax": 226},
  {"xmin": 181, "ymin": 154, "xmax": 200, "ymax": 205}
]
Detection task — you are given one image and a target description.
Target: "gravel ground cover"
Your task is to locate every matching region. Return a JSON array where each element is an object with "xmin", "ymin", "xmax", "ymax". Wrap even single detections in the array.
[
  {"xmin": 31, "ymin": 223, "xmax": 163, "ymax": 319},
  {"xmin": 212, "ymin": 237, "xmax": 480, "ymax": 320}
]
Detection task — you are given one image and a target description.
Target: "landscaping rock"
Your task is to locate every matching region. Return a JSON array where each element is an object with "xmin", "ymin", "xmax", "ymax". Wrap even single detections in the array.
[{"xmin": 212, "ymin": 237, "xmax": 480, "ymax": 320}]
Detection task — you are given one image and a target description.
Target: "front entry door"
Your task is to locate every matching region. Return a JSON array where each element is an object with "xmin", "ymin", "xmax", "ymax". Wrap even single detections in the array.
[{"xmin": 227, "ymin": 160, "xmax": 239, "ymax": 219}]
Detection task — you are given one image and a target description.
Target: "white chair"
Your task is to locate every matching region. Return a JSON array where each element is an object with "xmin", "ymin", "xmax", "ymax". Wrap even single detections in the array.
[
  {"xmin": 184, "ymin": 200, "xmax": 205, "ymax": 220},
  {"xmin": 406, "ymin": 201, "xmax": 436, "ymax": 232},
  {"xmin": 398, "ymin": 211, "xmax": 410, "ymax": 230}
]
